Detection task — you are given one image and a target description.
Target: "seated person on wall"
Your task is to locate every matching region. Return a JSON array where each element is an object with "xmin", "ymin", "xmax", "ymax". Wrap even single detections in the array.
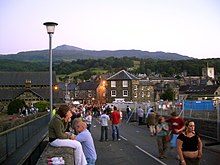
[{"xmin": 48, "ymin": 105, "xmax": 87, "ymax": 165}]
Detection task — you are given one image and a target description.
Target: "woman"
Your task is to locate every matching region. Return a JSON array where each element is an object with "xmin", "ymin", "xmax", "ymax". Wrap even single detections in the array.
[
  {"xmin": 49, "ymin": 105, "xmax": 87, "ymax": 165},
  {"xmin": 177, "ymin": 120, "xmax": 202, "ymax": 165},
  {"xmin": 156, "ymin": 116, "xmax": 169, "ymax": 159},
  {"xmin": 147, "ymin": 110, "xmax": 156, "ymax": 136}
]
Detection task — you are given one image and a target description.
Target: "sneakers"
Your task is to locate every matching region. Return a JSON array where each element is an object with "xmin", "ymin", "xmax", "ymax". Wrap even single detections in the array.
[{"xmin": 117, "ymin": 138, "xmax": 121, "ymax": 141}]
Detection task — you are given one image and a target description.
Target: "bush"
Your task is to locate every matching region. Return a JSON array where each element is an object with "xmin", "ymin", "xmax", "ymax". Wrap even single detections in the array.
[
  {"xmin": 34, "ymin": 101, "xmax": 50, "ymax": 112},
  {"xmin": 7, "ymin": 99, "xmax": 27, "ymax": 115}
]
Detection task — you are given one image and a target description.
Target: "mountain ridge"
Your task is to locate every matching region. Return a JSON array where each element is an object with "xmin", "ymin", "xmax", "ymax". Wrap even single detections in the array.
[{"xmin": 0, "ymin": 44, "xmax": 194, "ymax": 61}]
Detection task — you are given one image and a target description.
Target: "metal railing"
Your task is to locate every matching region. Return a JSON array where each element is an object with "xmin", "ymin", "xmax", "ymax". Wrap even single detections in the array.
[{"xmin": 0, "ymin": 113, "xmax": 50, "ymax": 164}]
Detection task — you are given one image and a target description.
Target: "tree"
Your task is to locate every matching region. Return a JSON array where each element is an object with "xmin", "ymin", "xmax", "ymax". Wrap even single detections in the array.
[
  {"xmin": 34, "ymin": 101, "xmax": 50, "ymax": 112},
  {"xmin": 160, "ymin": 88, "xmax": 175, "ymax": 101},
  {"xmin": 7, "ymin": 99, "xmax": 27, "ymax": 115}
]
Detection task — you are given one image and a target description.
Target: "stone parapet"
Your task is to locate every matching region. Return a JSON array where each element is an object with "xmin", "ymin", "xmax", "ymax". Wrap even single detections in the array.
[{"xmin": 36, "ymin": 144, "xmax": 74, "ymax": 165}]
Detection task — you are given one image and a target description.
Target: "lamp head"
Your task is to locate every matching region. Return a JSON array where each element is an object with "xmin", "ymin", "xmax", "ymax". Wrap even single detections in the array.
[{"xmin": 43, "ymin": 22, "xmax": 58, "ymax": 34}]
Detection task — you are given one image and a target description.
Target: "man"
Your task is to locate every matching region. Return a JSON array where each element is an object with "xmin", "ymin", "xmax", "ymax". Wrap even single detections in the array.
[
  {"xmin": 126, "ymin": 105, "xmax": 131, "ymax": 121},
  {"xmin": 99, "ymin": 110, "xmax": 110, "ymax": 142},
  {"xmin": 137, "ymin": 106, "xmax": 144, "ymax": 125},
  {"xmin": 166, "ymin": 111, "xmax": 185, "ymax": 149},
  {"xmin": 75, "ymin": 122, "xmax": 97, "ymax": 165},
  {"xmin": 110, "ymin": 106, "xmax": 121, "ymax": 141}
]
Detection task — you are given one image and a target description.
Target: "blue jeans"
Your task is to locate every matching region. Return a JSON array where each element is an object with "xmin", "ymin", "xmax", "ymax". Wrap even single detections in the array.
[
  {"xmin": 86, "ymin": 158, "xmax": 96, "ymax": 165},
  {"xmin": 112, "ymin": 124, "xmax": 120, "ymax": 140}
]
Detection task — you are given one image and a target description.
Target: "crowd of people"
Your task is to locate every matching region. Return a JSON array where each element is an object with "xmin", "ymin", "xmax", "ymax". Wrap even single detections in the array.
[
  {"xmin": 144, "ymin": 107, "xmax": 203, "ymax": 165},
  {"xmin": 48, "ymin": 103, "xmax": 203, "ymax": 165}
]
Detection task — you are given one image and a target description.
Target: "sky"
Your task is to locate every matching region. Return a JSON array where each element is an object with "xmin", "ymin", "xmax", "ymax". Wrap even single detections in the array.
[{"xmin": 0, "ymin": 0, "xmax": 220, "ymax": 59}]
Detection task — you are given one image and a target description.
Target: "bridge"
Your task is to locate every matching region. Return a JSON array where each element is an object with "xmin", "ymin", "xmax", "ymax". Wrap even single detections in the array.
[{"xmin": 0, "ymin": 110, "xmax": 219, "ymax": 164}]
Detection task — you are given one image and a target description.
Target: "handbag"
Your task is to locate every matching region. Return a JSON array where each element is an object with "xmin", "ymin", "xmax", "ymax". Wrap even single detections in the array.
[{"xmin": 163, "ymin": 131, "xmax": 171, "ymax": 142}]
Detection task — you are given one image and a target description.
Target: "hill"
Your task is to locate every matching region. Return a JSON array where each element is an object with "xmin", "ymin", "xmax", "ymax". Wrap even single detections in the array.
[{"xmin": 0, "ymin": 44, "xmax": 194, "ymax": 62}]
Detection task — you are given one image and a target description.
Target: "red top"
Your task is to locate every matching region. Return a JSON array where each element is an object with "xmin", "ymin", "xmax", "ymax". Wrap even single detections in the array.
[
  {"xmin": 110, "ymin": 111, "xmax": 121, "ymax": 124},
  {"xmin": 166, "ymin": 117, "xmax": 185, "ymax": 134}
]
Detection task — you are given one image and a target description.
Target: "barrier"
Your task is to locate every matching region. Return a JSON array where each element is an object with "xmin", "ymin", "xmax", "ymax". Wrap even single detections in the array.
[
  {"xmin": 36, "ymin": 142, "xmax": 74, "ymax": 165},
  {"xmin": 0, "ymin": 113, "xmax": 50, "ymax": 164}
]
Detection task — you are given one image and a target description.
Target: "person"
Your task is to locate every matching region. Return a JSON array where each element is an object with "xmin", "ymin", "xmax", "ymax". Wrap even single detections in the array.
[
  {"xmin": 146, "ymin": 106, "xmax": 153, "ymax": 119},
  {"xmin": 156, "ymin": 116, "xmax": 169, "ymax": 159},
  {"xmin": 99, "ymin": 110, "xmax": 110, "ymax": 142},
  {"xmin": 85, "ymin": 111, "xmax": 92, "ymax": 132},
  {"xmin": 177, "ymin": 120, "xmax": 202, "ymax": 165},
  {"xmin": 72, "ymin": 112, "xmax": 84, "ymax": 135},
  {"xmin": 126, "ymin": 105, "xmax": 131, "ymax": 121},
  {"xmin": 48, "ymin": 105, "xmax": 87, "ymax": 165},
  {"xmin": 137, "ymin": 106, "xmax": 144, "ymax": 125},
  {"xmin": 166, "ymin": 111, "xmax": 185, "ymax": 148},
  {"xmin": 147, "ymin": 110, "xmax": 157, "ymax": 136},
  {"xmin": 75, "ymin": 122, "xmax": 97, "ymax": 165},
  {"xmin": 110, "ymin": 106, "xmax": 121, "ymax": 141}
]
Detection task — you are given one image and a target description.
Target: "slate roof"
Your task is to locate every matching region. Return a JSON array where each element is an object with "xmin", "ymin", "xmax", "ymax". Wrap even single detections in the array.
[
  {"xmin": 0, "ymin": 72, "xmax": 56, "ymax": 86},
  {"xmin": 107, "ymin": 70, "xmax": 139, "ymax": 80},
  {"xmin": 139, "ymin": 80, "xmax": 151, "ymax": 86},
  {"xmin": 76, "ymin": 81, "xmax": 100, "ymax": 90},
  {"xmin": 179, "ymin": 85, "xmax": 219, "ymax": 95},
  {"xmin": 58, "ymin": 82, "xmax": 77, "ymax": 91}
]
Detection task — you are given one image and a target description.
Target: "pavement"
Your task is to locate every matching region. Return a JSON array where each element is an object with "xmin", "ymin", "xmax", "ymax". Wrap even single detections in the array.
[{"xmin": 128, "ymin": 121, "xmax": 220, "ymax": 154}]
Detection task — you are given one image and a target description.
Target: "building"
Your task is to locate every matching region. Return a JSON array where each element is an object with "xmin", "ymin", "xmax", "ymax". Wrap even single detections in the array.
[
  {"xmin": 106, "ymin": 70, "xmax": 154, "ymax": 103},
  {"xmin": 74, "ymin": 80, "xmax": 107, "ymax": 105},
  {"xmin": 179, "ymin": 85, "xmax": 220, "ymax": 100},
  {"xmin": 0, "ymin": 72, "xmax": 62, "ymax": 112}
]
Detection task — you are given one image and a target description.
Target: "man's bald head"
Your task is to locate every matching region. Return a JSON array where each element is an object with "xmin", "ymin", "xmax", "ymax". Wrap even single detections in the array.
[{"xmin": 76, "ymin": 121, "xmax": 87, "ymax": 133}]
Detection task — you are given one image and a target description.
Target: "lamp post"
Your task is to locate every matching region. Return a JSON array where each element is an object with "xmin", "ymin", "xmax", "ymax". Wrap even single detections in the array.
[{"xmin": 43, "ymin": 22, "xmax": 58, "ymax": 119}]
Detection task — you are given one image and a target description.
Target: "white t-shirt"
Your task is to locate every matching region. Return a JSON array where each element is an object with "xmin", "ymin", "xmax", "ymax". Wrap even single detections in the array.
[
  {"xmin": 100, "ymin": 114, "xmax": 110, "ymax": 126},
  {"xmin": 85, "ymin": 115, "xmax": 92, "ymax": 124}
]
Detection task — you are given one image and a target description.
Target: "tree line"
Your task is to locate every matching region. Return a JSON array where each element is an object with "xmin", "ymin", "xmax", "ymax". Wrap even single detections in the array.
[{"xmin": 1, "ymin": 57, "xmax": 220, "ymax": 81}]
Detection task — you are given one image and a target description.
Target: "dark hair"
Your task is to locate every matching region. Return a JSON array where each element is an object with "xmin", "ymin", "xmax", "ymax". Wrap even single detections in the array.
[
  {"xmin": 171, "ymin": 111, "xmax": 178, "ymax": 117},
  {"xmin": 56, "ymin": 105, "xmax": 70, "ymax": 118},
  {"xmin": 185, "ymin": 120, "xmax": 194, "ymax": 127},
  {"xmin": 113, "ymin": 106, "xmax": 117, "ymax": 111},
  {"xmin": 103, "ymin": 110, "xmax": 107, "ymax": 114}
]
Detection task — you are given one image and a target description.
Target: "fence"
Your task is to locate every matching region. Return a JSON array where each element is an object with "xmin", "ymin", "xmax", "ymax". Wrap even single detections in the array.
[
  {"xmin": 109, "ymin": 100, "xmax": 220, "ymax": 141},
  {"xmin": 0, "ymin": 113, "xmax": 50, "ymax": 164}
]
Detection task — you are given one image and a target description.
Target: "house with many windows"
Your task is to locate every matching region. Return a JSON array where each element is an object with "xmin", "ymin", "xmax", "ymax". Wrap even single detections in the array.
[{"xmin": 106, "ymin": 70, "xmax": 154, "ymax": 103}]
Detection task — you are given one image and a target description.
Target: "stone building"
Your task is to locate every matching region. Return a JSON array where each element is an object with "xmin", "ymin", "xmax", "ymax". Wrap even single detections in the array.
[{"xmin": 0, "ymin": 72, "xmax": 62, "ymax": 112}]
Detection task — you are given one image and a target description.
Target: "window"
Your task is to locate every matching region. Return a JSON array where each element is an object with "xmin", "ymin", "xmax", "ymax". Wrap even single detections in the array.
[
  {"xmin": 123, "ymin": 90, "xmax": 128, "ymax": 97},
  {"xmin": 134, "ymin": 92, "xmax": 137, "ymax": 98},
  {"xmin": 147, "ymin": 91, "xmax": 150, "ymax": 97},
  {"xmin": 134, "ymin": 85, "xmax": 138, "ymax": 90},
  {"xmin": 111, "ymin": 90, "xmax": 116, "ymax": 97},
  {"xmin": 123, "ymin": 81, "xmax": 128, "ymax": 87},
  {"xmin": 111, "ymin": 81, "xmax": 116, "ymax": 87}
]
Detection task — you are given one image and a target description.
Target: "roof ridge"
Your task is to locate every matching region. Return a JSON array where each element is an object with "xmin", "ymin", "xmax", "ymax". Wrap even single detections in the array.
[{"xmin": 107, "ymin": 70, "xmax": 124, "ymax": 80}]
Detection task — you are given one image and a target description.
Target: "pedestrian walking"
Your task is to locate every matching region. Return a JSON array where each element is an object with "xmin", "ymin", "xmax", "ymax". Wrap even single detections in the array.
[
  {"xmin": 99, "ymin": 110, "xmax": 110, "ymax": 142},
  {"xmin": 137, "ymin": 106, "xmax": 144, "ymax": 125},
  {"xmin": 166, "ymin": 111, "xmax": 185, "ymax": 148},
  {"xmin": 110, "ymin": 106, "xmax": 121, "ymax": 141},
  {"xmin": 126, "ymin": 105, "xmax": 131, "ymax": 121},
  {"xmin": 85, "ymin": 111, "xmax": 92, "ymax": 132},
  {"xmin": 156, "ymin": 116, "xmax": 169, "ymax": 159},
  {"xmin": 147, "ymin": 110, "xmax": 156, "ymax": 136},
  {"xmin": 177, "ymin": 120, "xmax": 202, "ymax": 165}
]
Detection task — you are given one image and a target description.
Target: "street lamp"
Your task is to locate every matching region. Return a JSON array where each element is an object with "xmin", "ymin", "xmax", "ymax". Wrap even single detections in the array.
[{"xmin": 43, "ymin": 22, "xmax": 58, "ymax": 119}]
